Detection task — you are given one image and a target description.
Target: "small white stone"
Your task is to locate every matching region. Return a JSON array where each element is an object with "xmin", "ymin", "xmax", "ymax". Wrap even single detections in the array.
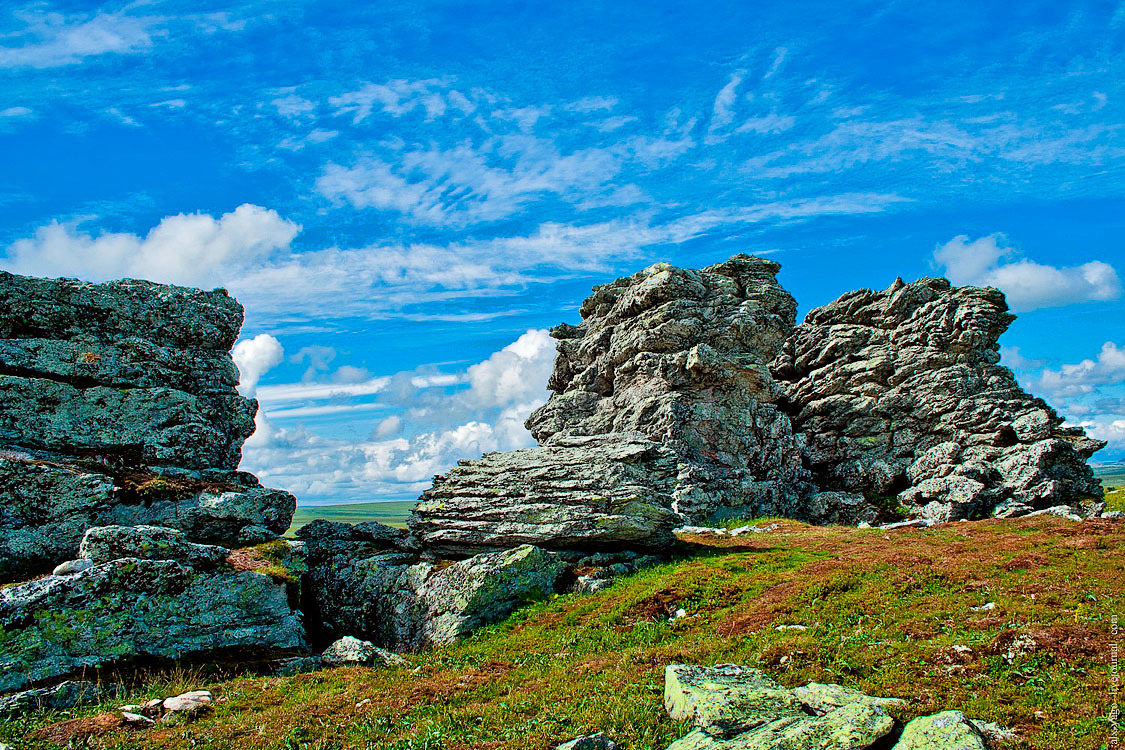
[
  {"xmin": 122, "ymin": 711, "xmax": 155, "ymax": 726},
  {"xmin": 162, "ymin": 690, "xmax": 212, "ymax": 714},
  {"xmin": 775, "ymin": 624, "xmax": 807, "ymax": 631},
  {"xmin": 970, "ymin": 602, "xmax": 996, "ymax": 612},
  {"xmin": 52, "ymin": 558, "xmax": 93, "ymax": 576}
]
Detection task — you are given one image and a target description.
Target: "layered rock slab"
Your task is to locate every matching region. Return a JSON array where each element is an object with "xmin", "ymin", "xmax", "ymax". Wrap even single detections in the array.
[
  {"xmin": 411, "ymin": 434, "xmax": 681, "ymax": 555},
  {"xmin": 771, "ymin": 277, "xmax": 1105, "ymax": 520},
  {"xmin": 0, "ymin": 273, "xmax": 295, "ymax": 580},
  {"xmin": 0, "ymin": 555, "xmax": 304, "ymax": 692}
]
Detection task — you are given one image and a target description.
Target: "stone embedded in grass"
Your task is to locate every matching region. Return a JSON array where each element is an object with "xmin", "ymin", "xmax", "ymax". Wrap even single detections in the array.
[
  {"xmin": 667, "ymin": 702, "xmax": 895, "ymax": 749},
  {"xmin": 664, "ymin": 664, "xmax": 805, "ymax": 738},
  {"xmin": 162, "ymin": 690, "xmax": 213, "ymax": 715},
  {"xmin": 555, "ymin": 732, "xmax": 619, "ymax": 750},
  {"xmin": 791, "ymin": 682, "xmax": 904, "ymax": 715},
  {"xmin": 895, "ymin": 710, "xmax": 989, "ymax": 749},
  {"xmin": 321, "ymin": 636, "xmax": 406, "ymax": 668},
  {"xmin": 121, "ymin": 711, "xmax": 154, "ymax": 726}
]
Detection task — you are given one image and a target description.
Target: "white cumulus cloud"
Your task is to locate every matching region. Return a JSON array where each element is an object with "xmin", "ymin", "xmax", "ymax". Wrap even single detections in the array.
[
  {"xmin": 232, "ymin": 333, "xmax": 284, "ymax": 396},
  {"xmin": 1034, "ymin": 341, "xmax": 1125, "ymax": 399},
  {"xmin": 934, "ymin": 233, "xmax": 1121, "ymax": 311},
  {"xmin": 2, "ymin": 203, "xmax": 299, "ymax": 289},
  {"xmin": 465, "ymin": 328, "xmax": 555, "ymax": 408}
]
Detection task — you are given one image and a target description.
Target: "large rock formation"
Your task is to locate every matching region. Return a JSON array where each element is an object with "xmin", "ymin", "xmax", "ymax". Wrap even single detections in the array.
[
  {"xmin": 412, "ymin": 256, "xmax": 817, "ymax": 553},
  {"xmin": 0, "ymin": 272, "xmax": 296, "ymax": 580},
  {"xmin": 771, "ymin": 277, "xmax": 1105, "ymax": 521},
  {"xmin": 411, "ymin": 257, "xmax": 1106, "ymax": 555}
]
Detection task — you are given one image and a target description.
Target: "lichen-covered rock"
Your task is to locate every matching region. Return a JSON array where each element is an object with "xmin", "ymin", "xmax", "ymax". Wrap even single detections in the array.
[
  {"xmin": 411, "ymin": 434, "xmax": 681, "ymax": 554},
  {"xmin": 0, "ymin": 453, "xmax": 294, "ymax": 581},
  {"xmin": 772, "ymin": 277, "xmax": 1105, "ymax": 520},
  {"xmin": 556, "ymin": 733, "xmax": 619, "ymax": 750},
  {"xmin": 304, "ymin": 528, "xmax": 566, "ymax": 651},
  {"xmin": 0, "ymin": 272, "xmax": 296, "ymax": 580},
  {"xmin": 79, "ymin": 525, "xmax": 228, "ymax": 568},
  {"xmin": 0, "ymin": 681, "xmax": 119, "ymax": 715},
  {"xmin": 894, "ymin": 711, "xmax": 988, "ymax": 749},
  {"xmin": 418, "ymin": 544, "xmax": 567, "ymax": 646},
  {"xmin": 321, "ymin": 636, "xmax": 405, "ymax": 668},
  {"xmin": 669, "ymin": 703, "xmax": 895, "ymax": 749},
  {"xmin": 664, "ymin": 665, "xmax": 805, "ymax": 738},
  {"xmin": 664, "ymin": 665, "xmax": 898, "ymax": 750},
  {"xmin": 0, "ymin": 557, "xmax": 304, "ymax": 692},
  {"xmin": 792, "ymin": 682, "xmax": 904, "ymax": 715},
  {"xmin": 526, "ymin": 255, "xmax": 811, "ymax": 523}
]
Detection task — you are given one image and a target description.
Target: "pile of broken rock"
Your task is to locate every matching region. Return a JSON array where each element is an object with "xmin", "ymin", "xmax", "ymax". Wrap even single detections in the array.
[{"xmin": 0, "ymin": 257, "xmax": 1114, "ymax": 732}]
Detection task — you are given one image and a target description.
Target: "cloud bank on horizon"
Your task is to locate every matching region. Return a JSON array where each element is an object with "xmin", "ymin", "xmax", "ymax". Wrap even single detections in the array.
[{"xmin": 1, "ymin": 1, "xmax": 1124, "ymax": 502}]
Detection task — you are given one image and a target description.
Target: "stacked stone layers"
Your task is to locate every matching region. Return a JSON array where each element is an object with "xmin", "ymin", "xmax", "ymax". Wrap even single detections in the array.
[
  {"xmin": 771, "ymin": 277, "xmax": 1105, "ymax": 520},
  {"xmin": 412, "ymin": 256, "xmax": 816, "ymax": 552},
  {"xmin": 412, "ymin": 434, "xmax": 681, "ymax": 554},
  {"xmin": 0, "ymin": 272, "xmax": 296, "ymax": 580}
]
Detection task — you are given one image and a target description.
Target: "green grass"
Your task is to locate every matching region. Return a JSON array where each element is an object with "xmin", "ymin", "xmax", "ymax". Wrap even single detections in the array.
[
  {"xmin": 285, "ymin": 501, "xmax": 416, "ymax": 536},
  {"xmin": 4, "ymin": 515, "xmax": 1120, "ymax": 750},
  {"xmin": 1094, "ymin": 462, "xmax": 1125, "ymax": 512}
]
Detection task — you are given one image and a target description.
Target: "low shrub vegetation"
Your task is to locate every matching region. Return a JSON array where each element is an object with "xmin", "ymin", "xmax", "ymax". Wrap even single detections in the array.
[{"xmin": 3, "ymin": 515, "xmax": 1119, "ymax": 750}]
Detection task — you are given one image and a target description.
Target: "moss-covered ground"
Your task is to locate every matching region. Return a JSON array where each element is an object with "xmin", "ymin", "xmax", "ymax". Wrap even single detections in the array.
[{"xmin": 2, "ymin": 515, "xmax": 1120, "ymax": 750}]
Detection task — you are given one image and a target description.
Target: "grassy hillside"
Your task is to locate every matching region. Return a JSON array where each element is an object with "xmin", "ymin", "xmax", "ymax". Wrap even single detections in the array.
[
  {"xmin": 285, "ymin": 502, "xmax": 416, "ymax": 536},
  {"xmin": 4, "ymin": 515, "xmax": 1120, "ymax": 750}
]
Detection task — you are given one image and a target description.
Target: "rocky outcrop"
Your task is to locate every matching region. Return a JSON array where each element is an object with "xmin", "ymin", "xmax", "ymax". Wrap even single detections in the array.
[
  {"xmin": 772, "ymin": 277, "xmax": 1105, "ymax": 521},
  {"xmin": 300, "ymin": 521, "xmax": 565, "ymax": 650},
  {"xmin": 0, "ymin": 548, "xmax": 304, "ymax": 692},
  {"xmin": 410, "ymin": 256, "xmax": 1106, "ymax": 558},
  {"xmin": 0, "ymin": 272, "xmax": 296, "ymax": 581},
  {"xmin": 411, "ymin": 256, "xmax": 819, "ymax": 555}
]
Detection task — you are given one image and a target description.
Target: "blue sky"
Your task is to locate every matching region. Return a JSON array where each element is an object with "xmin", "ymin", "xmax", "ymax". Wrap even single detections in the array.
[{"xmin": 2, "ymin": 1, "xmax": 1124, "ymax": 504}]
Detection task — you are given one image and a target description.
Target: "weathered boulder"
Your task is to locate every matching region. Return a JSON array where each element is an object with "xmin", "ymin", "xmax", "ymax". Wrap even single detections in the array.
[
  {"xmin": 0, "ymin": 272, "xmax": 296, "ymax": 580},
  {"xmin": 303, "ymin": 527, "xmax": 566, "ymax": 651},
  {"xmin": 78, "ymin": 525, "xmax": 228, "ymax": 568},
  {"xmin": 321, "ymin": 636, "xmax": 406, "ymax": 668},
  {"xmin": 526, "ymin": 256, "xmax": 811, "ymax": 524},
  {"xmin": 894, "ymin": 711, "xmax": 988, "ymax": 749},
  {"xmin": 664, "ymin": 665, "xmax": 897, "ymax": 749},
  {"xmin": 0, "ymin": 557, "xmax": 304, "ymax": 692},
  {"xmin": 411, "ymin": 434, "xmax": 681, "ymax": 555},
  {"xmin": 772, "ymin": 277, "xmax": 1105, "ymax": 520}
]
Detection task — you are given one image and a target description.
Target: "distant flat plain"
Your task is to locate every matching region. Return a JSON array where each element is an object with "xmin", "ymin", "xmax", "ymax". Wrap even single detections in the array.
[
  {"xmin": 286, "ymin": 501, "xmax": 415, "ymax": 536},
  {"xmin": 284, "ymin": 463, "xmax": 1125, "ymax": 536}
]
